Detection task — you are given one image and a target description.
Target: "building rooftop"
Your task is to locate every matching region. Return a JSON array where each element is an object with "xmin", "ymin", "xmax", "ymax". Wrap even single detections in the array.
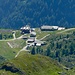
[
  {"xmin": 20, "ymin": 25, "xmax": 30, "ymax": 30},
  {"xmin": 22, "ymin": 35, "xmax": 28, "ymax": 39},
  {"xmin": 35, "ymin": 39, "xmax": 44, "ymax": 44},
  {"xmin": 27, "ymin": 37, "xmax": 35, "ymax": 42},
  {"xmin": 41, "ymin": 25, "xmax": 59, "ymax": 30},
  {"xmin": 30, "ymin": 32, "xmax": 36, "ymax": 36}
]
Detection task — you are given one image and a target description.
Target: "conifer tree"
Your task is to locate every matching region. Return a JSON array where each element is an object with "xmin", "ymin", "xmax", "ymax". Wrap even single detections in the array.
[
  {"xmin": 46, "ymin": 47, "xmax": 51, "ymax": 56},
  {"xmin": 31, "ymin": 46, "xmax": 35, "ymax": 55}
]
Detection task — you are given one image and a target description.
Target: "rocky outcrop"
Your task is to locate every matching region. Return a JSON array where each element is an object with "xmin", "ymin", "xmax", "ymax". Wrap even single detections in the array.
[{"xmin": 0, "ymin": 62, "xmax": 25, "ymax": 75}]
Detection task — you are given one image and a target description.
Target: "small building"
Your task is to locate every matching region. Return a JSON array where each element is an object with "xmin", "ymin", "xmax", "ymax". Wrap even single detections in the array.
[
  {"xmin": 41, "ymin": 25, "xmax": 58, "ymax": 31},
  {"xmin": 31, "ymin": 28, "xmax": 35, "ymax": 32},
  {"xmin": 20, "ymin": 25, "xmax": 30, "ymax": 34},
  {"xmin": 27, "ymin": 37, "xmax": 35, "ymax": 43},
  {"xmin": 30, "ymin": 32, "xmax": 36, "ymax": 37},
  {"xmin": 22, "ymin": 35, "xmax": 28, "ymax": 39},
  {"xmin": 58, "ymin": 27, "xmax": 65, "ymax": 30},
  {"xmin": 34, "ymin": 40, "xmax": 45, "ymax": 46}
]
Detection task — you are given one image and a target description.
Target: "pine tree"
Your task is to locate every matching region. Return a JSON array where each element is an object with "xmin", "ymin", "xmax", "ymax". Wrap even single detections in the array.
[
  {"xmin": 0, "ymin": 34, "xmax": 2, "ymax": 40},
  {"xmin": 36, "ymin": 47, "xmax": 41, "ymax": 54},
  {"xmin": 55, "ymin": 50, "xmax": 60, "ymax": 57},
  {"xmin": 69, "ymin": 45, "xmax": 74, "ymax": 55},
  {"xmin": 31, "ymin": 46, "xmax": 35, "ymax": 55},
  {"xmin": 46, "ymin": 47, "xmax": 51, "ymax": 56}
]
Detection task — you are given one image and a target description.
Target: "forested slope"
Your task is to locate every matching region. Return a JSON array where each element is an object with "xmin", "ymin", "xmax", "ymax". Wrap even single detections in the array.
[{"xmin": 0, "ymin": 0, "xmax": 75, "ymax": 29}]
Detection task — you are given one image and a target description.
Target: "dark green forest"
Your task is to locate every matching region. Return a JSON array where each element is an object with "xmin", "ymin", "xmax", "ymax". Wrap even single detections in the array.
[{"xmin": 0, "ymin": 0, "xmax": 75, "ymax": 29}]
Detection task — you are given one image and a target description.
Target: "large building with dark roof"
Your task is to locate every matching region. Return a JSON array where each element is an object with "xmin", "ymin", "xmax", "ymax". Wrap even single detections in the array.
[{"xmin": 20, "ymin": 25, "xmax": 31, "ymax": 34}]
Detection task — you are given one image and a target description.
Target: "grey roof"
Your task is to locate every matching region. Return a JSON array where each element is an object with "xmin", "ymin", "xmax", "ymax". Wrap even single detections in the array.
[
  {"xmin": 22, "ymin": 36, "xmax": 28, "ymax": 39},
  {"xmin": 30, "ymin": 32, "xmax": 36, "ymax": 35},
  {"xmin": 41, "ymin": 25, "xmax": 58, "ymax": 30},
  {"xmin": 35, "ymin": 39, "xmax": 44, "ymax": 44},
  {"xmin": 31, "ymin": 28, "xmax": 35, "ymax": 31},
  {"xmin": 27, "ymin": 39, "xmax": 34, "ymax": 42},
  {"xmin": 27, "ymin": 37, "xmax": 35, "ymax": 41}
]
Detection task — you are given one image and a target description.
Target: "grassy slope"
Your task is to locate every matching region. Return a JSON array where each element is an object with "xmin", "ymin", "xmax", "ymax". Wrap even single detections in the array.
[
  {"xmin": 36, "ymin": 28, "xmax": 75, "ymax": 39},
  {"xmin": 0, "ymin": 53, "xmax": 66, "ymax": 75},
  {"xmin": 1, "ymin": 54, "xmax": 75, "ymax": 75},
  {"xmin": 35, "ymin": 28, "xmax": 66, "ymax": 39},
  {"xmin": 0, "ymin": 41, "xmax": 16, "ymax": 59},
  {"xmin": 0, "ymin": 39, "xmax": 26, "ymax": 60},
  {"xmin": 0, "ymin": 29, "xmax": 26, "ymax": 61},
  {"xmin": 9, "ymin": 39, "xmax": 26, "ymax": 48},
  {"xmin": 15, "ymin": 30, "xmax": 22, "ymax": 38}
]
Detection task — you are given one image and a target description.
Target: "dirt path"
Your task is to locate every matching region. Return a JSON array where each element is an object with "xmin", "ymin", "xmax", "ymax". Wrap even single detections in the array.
[
  {"xmin": 7, "ymin": 42, "xmax": 13, "ymax": 48},
  {"xmin": 15, "ymin": 34, "xmax": 50, "ymax": 58},
  {"xmin": 13, "ymin": 31, "xmax": 16, "ymax": 39},
  {"xmin": 15, "ymin": 45, "xmax": 30, "ymax": 58},
  {"xmin": 57, "ymin": 28, "xmax": 75, "ymax": 34}
]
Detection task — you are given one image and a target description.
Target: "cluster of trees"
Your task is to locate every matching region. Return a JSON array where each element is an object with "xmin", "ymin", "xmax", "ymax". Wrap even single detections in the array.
[
  {"xmin": 0, "ymin": 34, "xmax": 13, "ymax": 40},
  {"xmin": 31, "ymin": 46, "xmax": 43, "ymax": 55},
  {"xmin": 31, "ymin": 31, "xmax": 75, "ymax": 68},
  {"xmin": 0, "ymin": 0, "xmax": 75, "ymax": 29}
]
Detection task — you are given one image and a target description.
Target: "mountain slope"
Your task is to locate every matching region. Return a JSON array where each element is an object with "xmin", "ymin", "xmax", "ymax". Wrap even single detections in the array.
[
  {"xmin": 43, "ymin": 28, "xmax": 75, "ymax": 68},
  {"xmin": 0, "ymin": 0, "xmax": 75, "ymax": 29},
  {"xmin": 0, "ymin": 54, "xmax": 66, "ymax": 75},
  {"xmin": 0, "ymin": 28, "xmax": 75, "ymax": 75}
]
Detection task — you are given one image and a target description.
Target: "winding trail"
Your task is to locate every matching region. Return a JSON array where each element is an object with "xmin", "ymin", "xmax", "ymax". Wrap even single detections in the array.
[
  {"xmin": 15, "ymin": 34, "xmax": 50, "ymax": 58},
  {"xmin": 7, "ymin": 31, "xmax": 17, "ymax": 47},
  {"xmin": 15, "ymin": 41, "xmax": 34, "ymax": 58},
  {"xmin": 17, "ymin": 35, "xmax": 24, "ymax": 39},
  {"xmin": 13, "ymin": 31, "xmax": 16, "ymax": 39},
  {"xmin": 15, "ymin": 34, "xmax": 51, "ymax": 58},
  {"xmin": 15, "ymin": 45, "xmax": 30, "ymax": 58}
]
